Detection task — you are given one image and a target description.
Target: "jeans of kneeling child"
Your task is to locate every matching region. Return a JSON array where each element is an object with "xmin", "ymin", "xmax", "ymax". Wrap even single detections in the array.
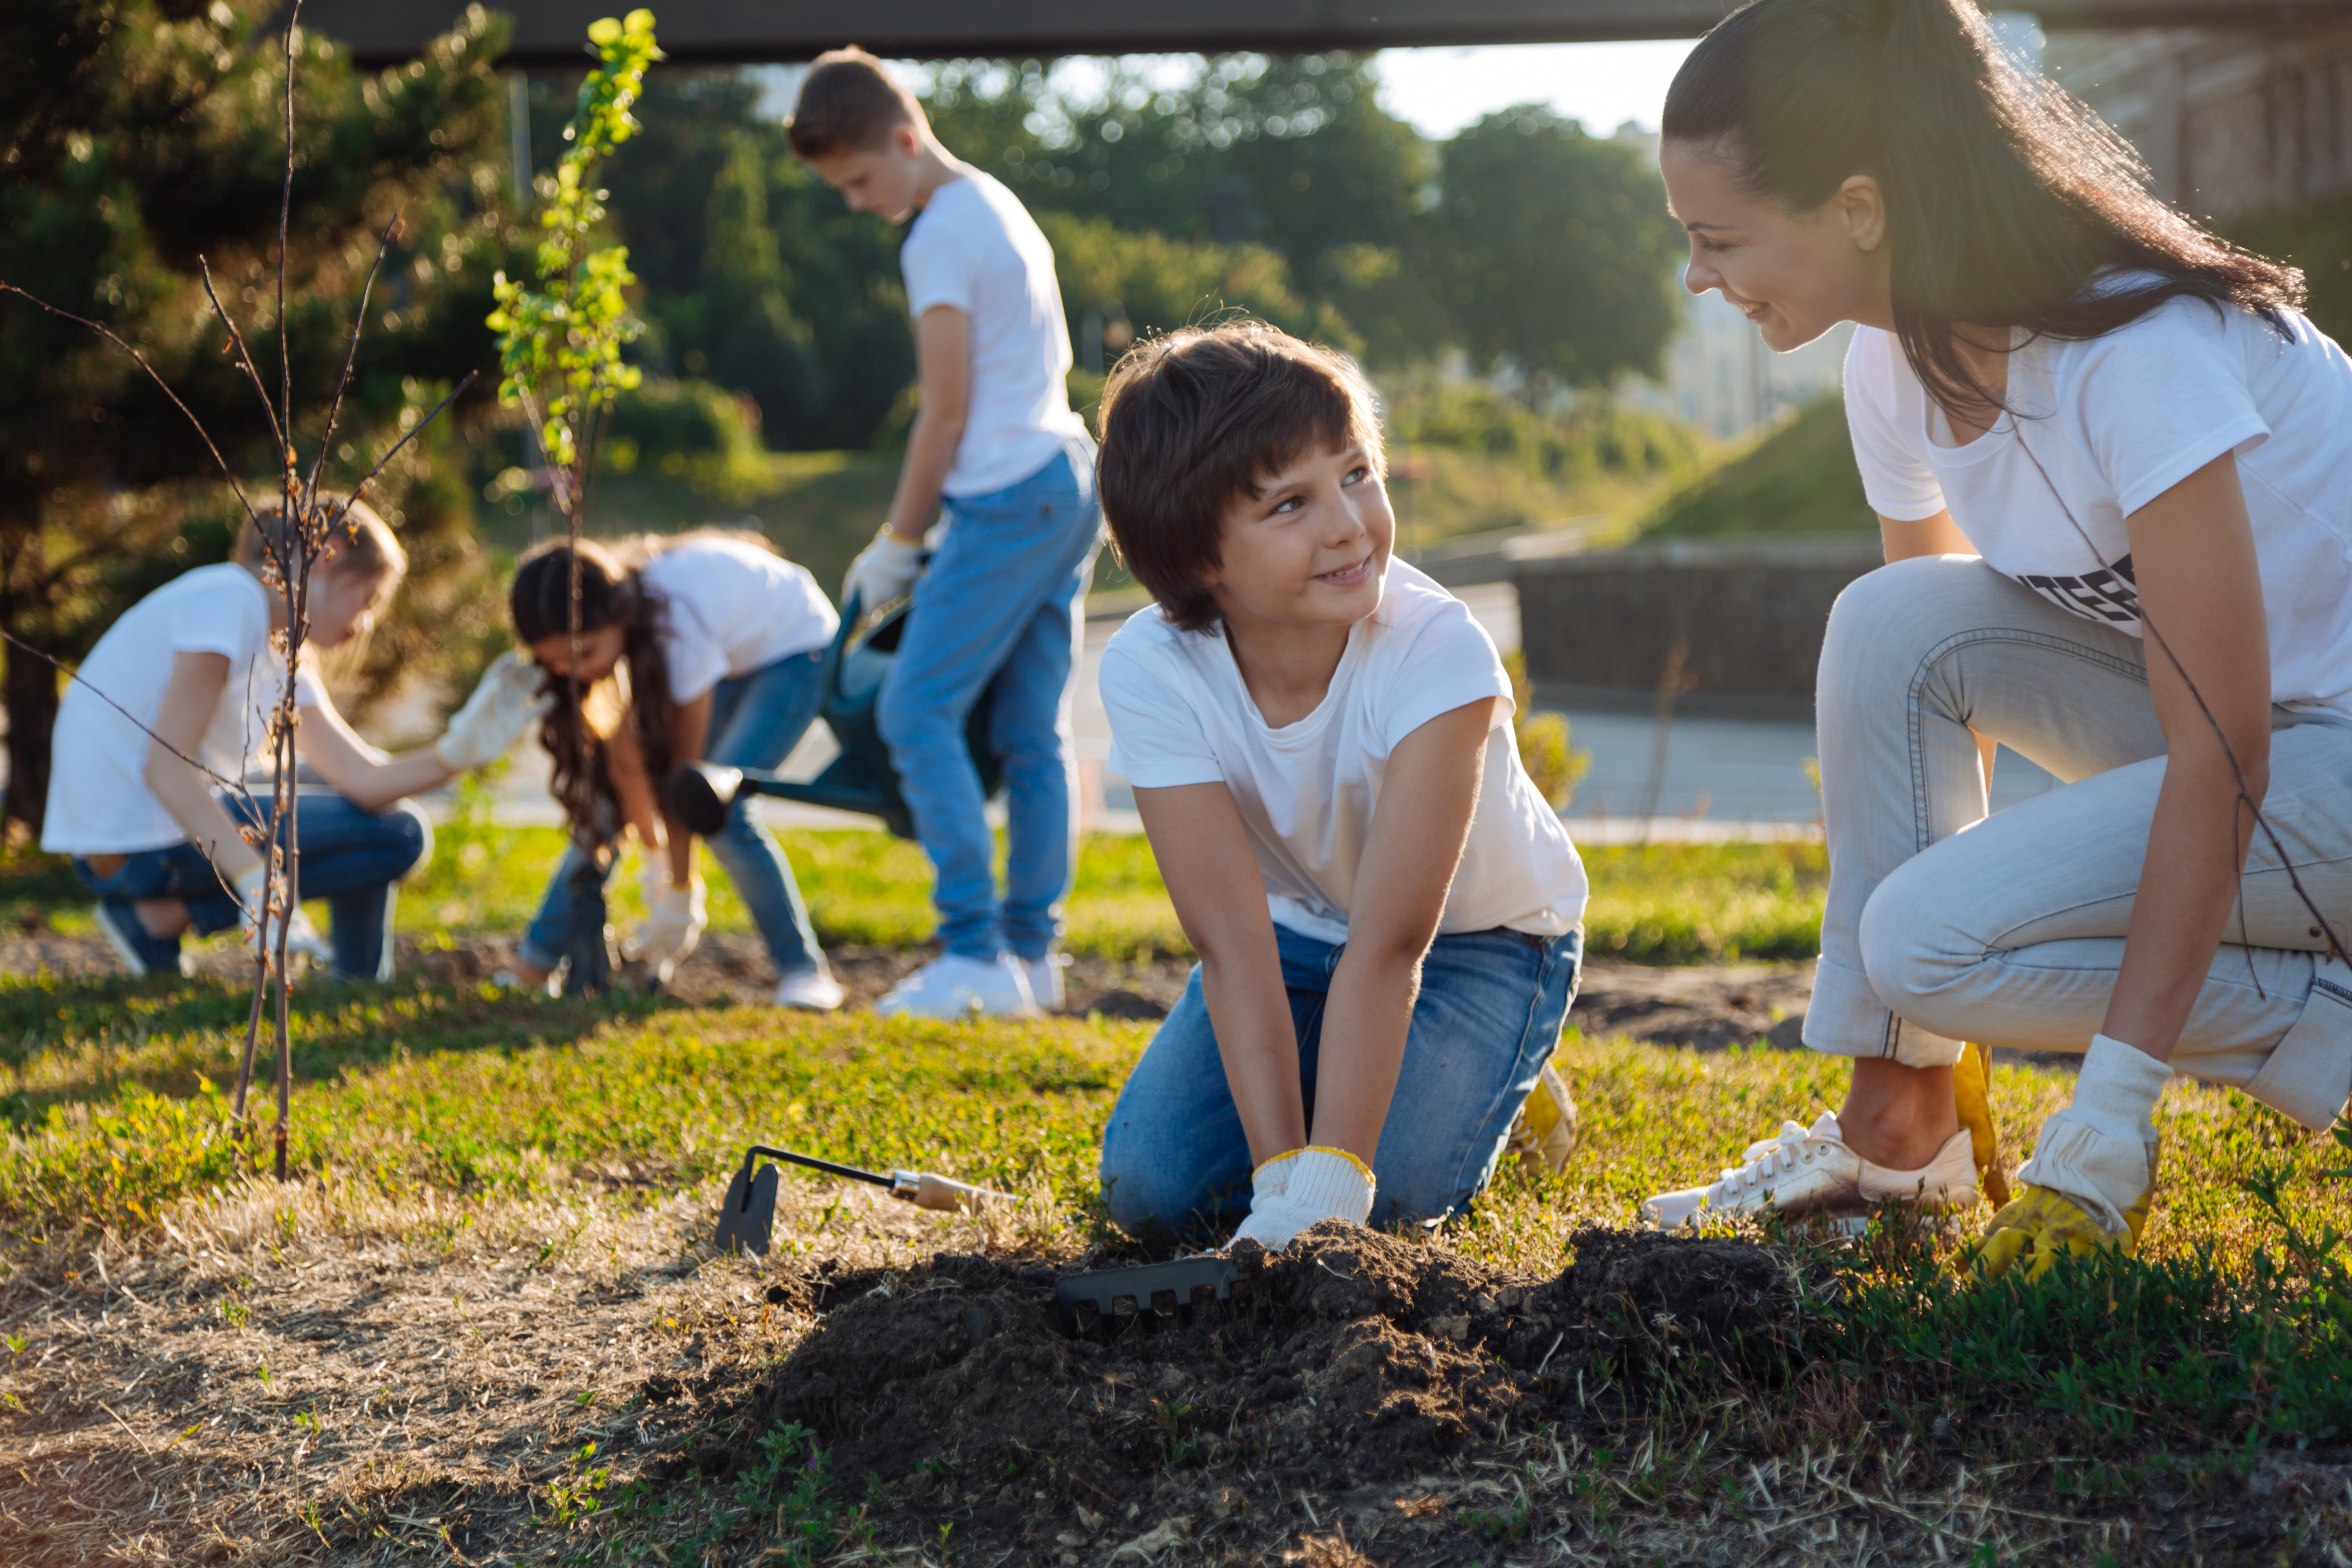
[
  {"xmin": 519, "ymin": 648, "xmax": 828, "ymax": 979},
  {"xmin": 1097, "ymin": 923, "xmax": 1581, "ymax": 1238},
  {"xmin": 73, "ymin": 791, "xmax": 432, "ymax": 981}
]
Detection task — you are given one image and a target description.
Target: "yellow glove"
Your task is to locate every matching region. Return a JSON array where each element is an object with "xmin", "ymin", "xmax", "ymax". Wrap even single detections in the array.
[
  {"xmin": 1952, "ymin": 1040, "xmax": 2011, "ymax": 1209},
  {"xmin": 1969, "ymin": 1146, "xmax": 2157, "ymax": 1282},
  {"xmin": 1505, "ymin": 1062, "xmax": 1578, "ymax": 1175}
]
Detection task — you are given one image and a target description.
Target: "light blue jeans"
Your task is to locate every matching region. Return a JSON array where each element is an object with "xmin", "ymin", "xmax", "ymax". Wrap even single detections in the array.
[
  {"xmin": 521, "ymin": 649, "xmax": 828, "ymax": 978},
  {"xmin": 1098, "ymin": 922, "xmax": 1583, "ymax": 1238},
  {"xmin": 1811, "ymin": 555, "xmax": 2352, "ymax": 1128},
  {"xmin": 877, "ymin": 437, "xmax": 1101, "ymax": 961}
]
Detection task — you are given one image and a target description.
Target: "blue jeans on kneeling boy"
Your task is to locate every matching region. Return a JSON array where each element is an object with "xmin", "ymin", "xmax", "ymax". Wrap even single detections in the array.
[
  {"xmin": 73, "ymin": 791, "xmax": 432, "ymax": 981},
  {"xmin": 520, "ymin": 648, "xmax": 828, "ymax": 979},
  {"xmin": 1097, "ymin": 923, "xmax": 1582, "ymax": 1238}
]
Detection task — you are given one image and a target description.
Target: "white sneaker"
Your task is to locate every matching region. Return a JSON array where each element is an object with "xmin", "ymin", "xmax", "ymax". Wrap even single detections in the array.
[
  {"xmin": 492, "ymin": 967, "xmax": 558, "ymax": 997},
  {"xmin": 1020, "ymin": 952, "xmax": 1068, "ymax": 1011},
  {"xmin": 876, "ymin": 953, "xmax": 1038, "ymax": 1019},
  {"xmin": 774, "ymin": 964, "xmax": 846, "ymax": 1011},
  {"xmin": 1640, "ymin": 1113, "xmax": 1977, "ymax": 1230}
]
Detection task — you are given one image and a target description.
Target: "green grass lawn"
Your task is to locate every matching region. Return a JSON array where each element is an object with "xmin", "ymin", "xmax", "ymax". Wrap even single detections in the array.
[
  {"xmin": 407, "ymin": 823, "xmax": 1829, "ymax": 967},
  {"xmin": 7, "ymin": 818, "xmax": 1824, "ymax": 966}
]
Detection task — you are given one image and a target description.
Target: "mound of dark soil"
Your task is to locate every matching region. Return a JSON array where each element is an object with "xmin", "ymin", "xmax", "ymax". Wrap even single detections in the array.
[{"xmin": 746, "ymin": 1225, "xmax": 1801, "ymax": 1561}]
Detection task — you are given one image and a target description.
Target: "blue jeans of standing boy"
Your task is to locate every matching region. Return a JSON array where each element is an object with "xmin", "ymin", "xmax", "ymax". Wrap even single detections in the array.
[
  {"xmin": 520, "ymin": 648, "xmax": 828, "ymax": 978},
  {"xmin": 71, "ymin": 791, "xmax": 432, "ymax": 981},
  {"xmin": 1098, "ymin": 923, "xmax": 1583, "ymax": 1237},
  {"xmin": 876, "ymin": 437, "xmax": 1101, "ymax": 962}
]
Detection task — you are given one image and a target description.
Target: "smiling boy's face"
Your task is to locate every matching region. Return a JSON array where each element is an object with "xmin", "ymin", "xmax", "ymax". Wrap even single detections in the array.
[{"xmin": 1202, "ymin": 441, "xmax": 1393, "ymax": 634}]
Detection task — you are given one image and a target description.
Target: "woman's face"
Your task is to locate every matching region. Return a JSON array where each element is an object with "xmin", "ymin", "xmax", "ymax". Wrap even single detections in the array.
[
  {"xmin": 530, "ymin": 624, "xmax": 628, "ymax": 686},
  {"xmin": 305, "ymin": 561, "xmax": 391, "ymax": 649},
  {"xmin": 1659, "ymin": 140, "xmax": 1893, "ymax": 351}
]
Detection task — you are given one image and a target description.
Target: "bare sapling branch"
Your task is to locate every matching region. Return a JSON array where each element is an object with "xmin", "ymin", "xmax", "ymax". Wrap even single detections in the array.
[{"xmin": 3, "ymin": 0, "xmax": 480, "ymax": 1176}]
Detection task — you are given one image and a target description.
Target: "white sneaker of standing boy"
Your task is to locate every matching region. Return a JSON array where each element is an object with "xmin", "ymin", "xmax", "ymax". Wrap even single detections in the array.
[
  {"xmin": 1640, "ymin": 1111, "xmax": 1976, "ymax": 1229},
  {"xmin": 877, "ymin": 952, "xmax": 1039, "ymax": 1018}
]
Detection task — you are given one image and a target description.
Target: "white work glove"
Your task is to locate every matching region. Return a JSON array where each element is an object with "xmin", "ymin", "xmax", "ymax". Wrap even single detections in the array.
[
  {"xmin": 435, "ymin": 650, "xmax": 555, "ymax": 772},
  {"xmin": 234, "ymin": 862, "xmax": 332, "ymax": 971},
  {"xmin": 2013, "ymin": 1033, "xmax": 2170, "ymax": 1234},
  {"xmin": 841, "ymin": 526, "xmax": 924, "ymax": 610},
  {"xmin": 1228, "ymin": 1146, "xmax": 1375, "ymax": 1252},
  {"xmin": 619, "ymin": 862, "xmax": 705, "ymax": 981}
]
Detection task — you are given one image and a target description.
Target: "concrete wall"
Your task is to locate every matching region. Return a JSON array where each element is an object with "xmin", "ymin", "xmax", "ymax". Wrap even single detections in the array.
[
  {"xmin": 2049, "ymin": 19, "xmax": 2352, "ymax": 221},
  {"xmin": 1512, "ymin": 538, "xmax": 1886, "ymax": 715}
]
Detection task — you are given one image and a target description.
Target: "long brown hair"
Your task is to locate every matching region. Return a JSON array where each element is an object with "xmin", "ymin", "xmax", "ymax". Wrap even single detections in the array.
[
  {"xmin": 1662, "ymin": 0, "xmax": 2305, "ymax": 414},
  {"xmin": 509, "ymin": 538, "xmax": 678, "ymax": 849}
]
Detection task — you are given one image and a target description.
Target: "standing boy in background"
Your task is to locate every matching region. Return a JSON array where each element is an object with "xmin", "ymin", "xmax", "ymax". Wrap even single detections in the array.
[{"xmin": 790, "ymin": 47, "xmax": 1101, "ymax": 1018}]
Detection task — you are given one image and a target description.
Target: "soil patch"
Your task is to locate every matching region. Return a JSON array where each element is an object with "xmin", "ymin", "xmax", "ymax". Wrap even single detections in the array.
[
  {"xmin": 749, "ymin": 1224, "xmax": 1804, "ymax": 1563},
  {"xmin": 0, "ymin": 933, "xmax": 1833, "ymax": 1050}
]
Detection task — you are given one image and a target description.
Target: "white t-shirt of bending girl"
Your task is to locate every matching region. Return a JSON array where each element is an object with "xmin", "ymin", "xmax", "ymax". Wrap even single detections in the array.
[
  {"xmin": 42, "ymin": 562, "xmax": 327, "ymax": 857},
  {"xmin": 1100, "ymin": 561, "xmax": 1588, "ymax": 945},
  {"xmin": 1844, "ymin": 289, "xmax": 2352, "ymax": 716},
  {"xmin": 899, "ymin": 169, "xmax": 1088, "ymax": 499},
  {"xmin": 640, "ymin": 537, "xmax": 839, "ymax": 705}
]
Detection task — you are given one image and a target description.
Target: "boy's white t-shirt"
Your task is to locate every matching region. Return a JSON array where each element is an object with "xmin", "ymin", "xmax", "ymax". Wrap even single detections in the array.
[
  {"xmin": 640, "ymin": 536, "xmax": 838, "ymax": 704},
  {"xmin": 1100, "ymin": 561, "xmax": 1588, "ymax": 945},
  {"xmin": 42, "ymin": 562, "xmax": 328, "ymax": 856},
  {"xmin": 899, "ymin": 169, "xmax": 1087, "ymax": 498},
  {"xmin": 1844, "ymin": 285, "xmax": 2352, "ymax": 716}
]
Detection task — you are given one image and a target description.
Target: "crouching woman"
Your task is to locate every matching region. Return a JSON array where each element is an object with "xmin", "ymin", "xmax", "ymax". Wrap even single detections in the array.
[
  {"xmin": 1092, "ymin": 324, "xmax": 1587, "ymax": 1249},
  {"xmin": 43, "ymin": 498, "xmax": 548, "ymax": 981}
]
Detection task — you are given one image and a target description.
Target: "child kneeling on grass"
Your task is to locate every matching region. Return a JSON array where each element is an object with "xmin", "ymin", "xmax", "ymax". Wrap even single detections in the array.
[
  {"xmin": 1092, "ymin": 324, "xmax": 1587, "ymax": 1249},
  {"xmin": 505, "ymin": 532, "xmax": 844, "ymax": 1007},
  {"xmin": 43, "ymin": 498, "xmax": 549, "ymax": 982}
]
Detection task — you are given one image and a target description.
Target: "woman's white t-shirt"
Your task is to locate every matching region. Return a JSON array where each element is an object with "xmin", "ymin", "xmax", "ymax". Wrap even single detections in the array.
[
  {"xmin": 1100, "ymin": 561, "xmax": 1588, "ymax": 945},
  {"xmin": 1844, "ymin": 288, "xmax": 2352, "ymax": 716},
  {"xmin": 899, "ymin": 170, "xmax": 1088, "ymax": 498},
  {"xmin": 640, "ymin": 537, "xmax": 838, "ymax": 705},
  {"xmin": 42, "ymin": 562, "xmax": 327, "ymax": 856}
]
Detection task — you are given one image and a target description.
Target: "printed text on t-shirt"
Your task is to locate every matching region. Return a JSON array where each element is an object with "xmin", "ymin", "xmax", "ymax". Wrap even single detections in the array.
[{"xmin": 2016, "ymin": 552, "xmax": 2140, "ymax": 626}]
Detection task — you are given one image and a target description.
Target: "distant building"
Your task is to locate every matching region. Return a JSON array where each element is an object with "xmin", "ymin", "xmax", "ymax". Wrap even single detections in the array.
[{"xmin": 2044, "ymin": 20, "xmax": 2352, "ymax": 225}]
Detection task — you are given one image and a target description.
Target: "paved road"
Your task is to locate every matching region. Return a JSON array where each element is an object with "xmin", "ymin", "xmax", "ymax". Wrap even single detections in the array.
[{"xmin": 448, "ymin": 579, "xmax": 2055, "ymax": 835}]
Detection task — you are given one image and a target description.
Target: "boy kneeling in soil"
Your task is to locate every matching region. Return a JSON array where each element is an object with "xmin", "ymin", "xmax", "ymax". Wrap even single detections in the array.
[{"xmin": 1093, "ymin": 323, "xmax": 1587, "ymax": 1249}]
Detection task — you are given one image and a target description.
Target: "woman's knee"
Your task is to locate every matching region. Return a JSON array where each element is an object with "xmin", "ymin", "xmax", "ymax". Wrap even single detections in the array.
[
  {"xmin": 1819, "ymin": 555, "xmax": 2011, "ymax": 708},
  {"xmin": 384, "ymin": 800, "xmax": 433, "ymax": 881},
  {"xmin": 1857, "ymin": 854, "xmax": 1977, "ymax": 1024}
]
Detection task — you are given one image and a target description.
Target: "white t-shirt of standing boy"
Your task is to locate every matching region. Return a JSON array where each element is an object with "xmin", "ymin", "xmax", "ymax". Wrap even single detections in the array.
[
  {"xmin": 1101, "ymin": 561, "xmax": 1588, "ymax": 945},
  {"xmin": 42, "ymin": 562, "xmax": 327, "ymax": 857},
  {"xmin": 640, "ymin": 536, "xmax": 839, "ymax": 705},
  {"xmin": 1844, "ymin": 281, "xmax": 2352, "ymax": 717},
  {"xmin": 898, "ymin": 169, "xmax": 1088, "ymax": 498}
]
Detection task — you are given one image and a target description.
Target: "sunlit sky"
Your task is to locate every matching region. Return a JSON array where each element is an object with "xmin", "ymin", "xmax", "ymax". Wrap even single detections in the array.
[
  {"xmin": 762, "ymin": 22, "xmax": 2047, "ymax": 141},
  {"xmin": 757, "ymin": 41, "xmax": 1701, "ymax": 140},
  {"xmin": 1373, "ymin": 41, "xmax": 1698, "ymax": 137}
]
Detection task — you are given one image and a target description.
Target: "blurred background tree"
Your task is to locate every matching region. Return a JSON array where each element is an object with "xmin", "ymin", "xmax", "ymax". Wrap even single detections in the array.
[
  {"xmin": 1420, "ymin": 105, "xmax": 1686, "ymax": 395},
  {"xmin": 0, "ymin": 0, "xmax": 513, "ymax": 838}
]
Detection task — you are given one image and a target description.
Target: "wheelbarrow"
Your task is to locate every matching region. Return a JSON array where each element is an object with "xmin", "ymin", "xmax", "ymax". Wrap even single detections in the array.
[{"xmin": 666, "ymin": 589, "xmax": 1002, "ymax": 842}]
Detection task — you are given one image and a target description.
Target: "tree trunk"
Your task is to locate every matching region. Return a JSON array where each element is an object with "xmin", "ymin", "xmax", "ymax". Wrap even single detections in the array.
[{"xmin": 1, "ymin": 611, "xmax": 57, "ymax": 844}]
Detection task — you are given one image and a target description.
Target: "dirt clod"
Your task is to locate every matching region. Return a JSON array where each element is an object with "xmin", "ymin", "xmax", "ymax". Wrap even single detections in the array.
[{"xmin": 750, "ymin": 1224, "xmax": 1803, "ymax": 1560}]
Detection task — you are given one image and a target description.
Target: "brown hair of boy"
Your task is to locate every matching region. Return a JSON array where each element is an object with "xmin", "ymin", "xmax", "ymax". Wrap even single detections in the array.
[
  {"xmin": 1096, "ymin": 322, "xmax": 1385, "ymax": 635},
  {"xmin": 786, "ymin": 46, "xmax": 925, "ymax": 160}
]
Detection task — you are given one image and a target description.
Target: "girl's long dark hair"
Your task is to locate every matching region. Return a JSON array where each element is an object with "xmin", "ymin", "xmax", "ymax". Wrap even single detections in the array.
[
  {"xmin": 510, "ymin": 538, "xmax": 679, "ymax": 850},
  {"xmin": 1662, "ymin": 0, "xmax": 2305, "ymax": 414}
]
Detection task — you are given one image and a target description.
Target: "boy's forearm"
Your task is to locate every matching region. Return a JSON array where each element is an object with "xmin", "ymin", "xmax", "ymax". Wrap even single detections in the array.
[
  {"xmin": 884, "ymin": 406, "xmax": 965, "ymax": 541},
  {"xmin": 143, "ymin": 751, "xmax": 262, "ymax": 880},
  {"xmin": 1307, "ymin": 947, "xmax": 1421, "ymax": 1162},
  {"xmin": 1198, "ymin": 946, "xmax": 1311, "ymax": 1164}
]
